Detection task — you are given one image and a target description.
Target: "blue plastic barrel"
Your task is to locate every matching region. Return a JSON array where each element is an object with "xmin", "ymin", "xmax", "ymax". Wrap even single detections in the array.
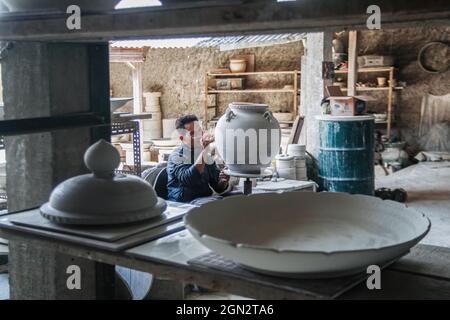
[{"xmin": 317, "ymin": 115, "xmax": 375, "ymax": 195}]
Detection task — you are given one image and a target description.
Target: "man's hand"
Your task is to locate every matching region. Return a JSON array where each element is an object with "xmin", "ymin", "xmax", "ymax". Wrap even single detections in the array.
[
  {"xmin": 200, "ymin": 133, "xmax": 214, "ymax": 149},
  {"xmin": 218, "ymin": 170, "xmax": 230, "ymax": 191}
]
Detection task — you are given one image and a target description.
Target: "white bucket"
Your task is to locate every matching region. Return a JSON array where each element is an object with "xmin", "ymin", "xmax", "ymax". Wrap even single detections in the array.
[
  {"xmin": 162, "ymin": 118, "xmax": 177, "ymax": 139},
  {"xmin": 287, "ymin": 144, "xmax": 306, "ymax": 159},
  {"xmin": 275, "ymin": 154, "xmax": 295, "ymax": 169},
  {"xmin": 277, "ymin": 167, "xmax": 296, "ymax": 180}
]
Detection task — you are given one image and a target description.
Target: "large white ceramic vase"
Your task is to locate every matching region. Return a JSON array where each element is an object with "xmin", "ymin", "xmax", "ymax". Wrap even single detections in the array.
[{"xmin": 215, "ymin": 102, "xmax": 281, "ymax": 175}]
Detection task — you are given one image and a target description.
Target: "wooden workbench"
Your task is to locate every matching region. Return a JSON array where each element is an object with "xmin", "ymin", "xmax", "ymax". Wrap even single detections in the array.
[{"xmin": 0, "ymin": 210, "xmax": 449, "ymax": 300}]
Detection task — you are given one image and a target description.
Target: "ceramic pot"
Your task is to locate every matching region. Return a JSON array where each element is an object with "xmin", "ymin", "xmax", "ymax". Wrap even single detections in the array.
[
  {"xmin": 2, "ymin": 0, "xmax": 120, "ymax": 11},
  {"xmin": 273, "ymin": 112, "xmax": 293, "ymax": 122},
  {"xmin": 215, "ymin": 102, "xmax": 281, "ymax": 175},
  {"xmin": 275, "ymin": 154, "xmax": 294, "ymax": 169},
  {"xmin": 229, "ymin": 59, "xmax": 247, "ymax": 73},
  {"xmin": 377, "ymin": 77, "xmax": 387, "ymax": 87}
]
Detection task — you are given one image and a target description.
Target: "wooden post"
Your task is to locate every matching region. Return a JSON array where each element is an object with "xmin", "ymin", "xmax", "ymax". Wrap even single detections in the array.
[
  {"xmin": 347, "ymin": 31, "xmax": 358, "ymax": 97},
  {"xmin": 387, "ymin": 67, "xmax": 394, "ymax": 139},
  {"xmin": 131, "ymin": 63, "xmax": 144, "ymax": 114},
  {"xmin": 204, "ymin": 72, "xmax": 209, "ymax": 128},
  {"xmin": 293, "ymin": 71, "xmax": 299, "ymax": 118}
]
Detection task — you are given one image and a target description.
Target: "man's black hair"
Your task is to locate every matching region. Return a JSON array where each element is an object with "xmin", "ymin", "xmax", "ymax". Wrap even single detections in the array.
[{"xmin": 175, "ymin": 114, "xmax": 199, "ymax": 130}]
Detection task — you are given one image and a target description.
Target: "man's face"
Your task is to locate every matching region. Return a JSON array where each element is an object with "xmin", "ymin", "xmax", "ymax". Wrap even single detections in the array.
[{"xmin": 180, "ymin": 121, "xmax": 203, "ymax": 148}]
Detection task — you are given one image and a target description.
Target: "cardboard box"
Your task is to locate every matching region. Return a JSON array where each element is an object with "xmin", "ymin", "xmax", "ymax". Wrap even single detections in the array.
[{"xmin": 325, "ymin": 86, "xmax": 373, "ymax": 116}]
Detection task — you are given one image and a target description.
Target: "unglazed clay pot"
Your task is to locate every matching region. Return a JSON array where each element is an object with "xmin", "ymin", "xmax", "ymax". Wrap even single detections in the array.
[
  {"xmin": 229, "ymin": 59, "xmax": 247, "ymax": 73},
  {"xmin": 1, "ymin": 0, "xmax": 120, "ymax": 12},
  {"xmin": 215, "ymin": 102, "xmax": 281, "ymax": 175}
]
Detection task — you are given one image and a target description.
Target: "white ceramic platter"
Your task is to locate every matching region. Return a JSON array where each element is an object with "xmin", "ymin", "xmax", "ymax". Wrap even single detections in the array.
[{"xmin": 184, "ymin": 192, "xmax": 430, "ymax": 278}]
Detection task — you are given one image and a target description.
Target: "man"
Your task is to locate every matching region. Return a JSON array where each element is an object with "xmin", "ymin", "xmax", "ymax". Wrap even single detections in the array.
[{"xmin": 167, "ymin": 114, "xmax": 230, "ymax": 203}]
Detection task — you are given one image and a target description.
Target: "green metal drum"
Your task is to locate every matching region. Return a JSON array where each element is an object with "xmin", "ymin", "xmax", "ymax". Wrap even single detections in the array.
[{"xmin": 317, "ymin": 115, "xmax": 375, "ymax": 195}]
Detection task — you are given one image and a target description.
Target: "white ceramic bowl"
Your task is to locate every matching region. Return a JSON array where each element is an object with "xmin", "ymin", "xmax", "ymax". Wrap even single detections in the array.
[{"xmin": 185, "ymin": 192, "xmax": 430, "ymax": 278}]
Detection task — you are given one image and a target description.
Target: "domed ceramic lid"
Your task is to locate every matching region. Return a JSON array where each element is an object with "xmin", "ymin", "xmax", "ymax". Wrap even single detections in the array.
[{"xmin": 40, "ymin": 139, "xmax": 167, "ymax": 225}]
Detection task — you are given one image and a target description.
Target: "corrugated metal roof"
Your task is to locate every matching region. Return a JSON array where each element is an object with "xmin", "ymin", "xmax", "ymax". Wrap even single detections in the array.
[
  {"xmin": 110, "ymin": 33, "xmax": 305, "ymax": 50},
  {"xmin": 110, "ymin": 38, "xmax": 209, "ymax": 49},
  {"xmin": 195, "ymin": 33, "xmax": 305, "ymax": 50}
]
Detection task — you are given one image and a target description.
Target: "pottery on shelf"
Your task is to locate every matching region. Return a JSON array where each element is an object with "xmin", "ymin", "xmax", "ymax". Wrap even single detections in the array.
[
  {"xmin": 40, "ymin": 139, "xmax": 167, "ymax": 225},
  {"xmin": 184, "ymin": 192, "xmax": 430, "ymax": 278},
  {"xmin": 272, "ymin": 112, "xmax": 293, "ymax": 122},
  {"xmin": 215, "ymin": 102, "xmax": 281, "ymax": 175},
  {"xmin": 1, "ymin": 0, "xmax": 121, "ymax": 12},
  {"xmin": 377, "ymin": 77, "xmax": 387, "ymax": 87},
  {"xmin": 229, "ymin": 59, "xmax": 247, "ymax": 73}
]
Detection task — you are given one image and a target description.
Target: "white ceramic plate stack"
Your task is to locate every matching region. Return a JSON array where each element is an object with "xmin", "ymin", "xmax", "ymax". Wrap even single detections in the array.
[
  {"xmin": 287, "ymin": 144, "xmax": 307, "ymax": 180},
  {"xmin": 184, "ymin": 192, "xmax": 431, "ymax": 278},
  {"xmin": 142, "ymin": 92, "xmax": 163, "ymax": 140},
  {"xmin": 162, "ymin": 118, "xmax": 177, "ymax": 139},
  {"xmin": 143, "ymin": 92, "xmax": 162, "ymax": 113},
  {"xmin": 275, "ymin": 154, "xmax": 296, "ymax": 180}
]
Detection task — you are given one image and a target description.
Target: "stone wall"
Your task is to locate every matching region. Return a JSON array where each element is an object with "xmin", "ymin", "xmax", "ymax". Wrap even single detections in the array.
[
  {"xmin": 109, "ymin": 41, "xmax": 304, "ymax": 119},
  {"xmin": 337, "ymin": 27, "xmax": 450, "ymax": 150}
]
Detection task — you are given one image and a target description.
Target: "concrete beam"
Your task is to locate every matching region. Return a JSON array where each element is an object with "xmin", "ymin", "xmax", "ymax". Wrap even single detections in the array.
[
  {"xmin": 300, "ymin": 32, "xmax": 333, "ymax": 161},
  {"xmin": 0, "ymin": 0, "xmax": 449, "ymax": 41},
  {"xmin": 1, "ymin": 42, "xmax": 109, "ymax": 211}
]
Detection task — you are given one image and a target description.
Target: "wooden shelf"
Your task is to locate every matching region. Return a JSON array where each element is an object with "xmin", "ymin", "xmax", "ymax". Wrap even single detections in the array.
[
  {"xmin": 204, "ymin": 70, "xmax": 300, "ymax": 128},
  {"xmin": 208, "ymin": 89, "xmax": 297, "ymax": 94},
  {"xmin": 340, "ymin": 86, "xmax": 404, "ymax": 92},
  {"xmin": 334, "ymin": 67, "xmax": 395, "ymax": 74},
  {"xmin": 208, "ymin": 71, "xmax": 301, "ymax": 77}
]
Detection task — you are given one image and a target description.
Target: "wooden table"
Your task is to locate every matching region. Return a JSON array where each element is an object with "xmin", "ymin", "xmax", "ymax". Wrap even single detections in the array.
[{"xmin": 0, "ymin": 211, "xmax": 450, "ymax": 300}]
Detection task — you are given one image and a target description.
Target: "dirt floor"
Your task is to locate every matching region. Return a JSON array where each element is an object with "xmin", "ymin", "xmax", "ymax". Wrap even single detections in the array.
[{"xmin": 376, "ymin": 161, "xmax": 450, "ymax": 248}]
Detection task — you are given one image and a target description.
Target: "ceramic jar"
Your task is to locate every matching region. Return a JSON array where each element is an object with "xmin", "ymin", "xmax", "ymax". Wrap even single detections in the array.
[
  {"xmin": 215, "ymin": 102, "xmax": 281, "ymax": 175},
  {"xmin": 229, "ymin": 59, "xmax": 247, "ymax": 73}
]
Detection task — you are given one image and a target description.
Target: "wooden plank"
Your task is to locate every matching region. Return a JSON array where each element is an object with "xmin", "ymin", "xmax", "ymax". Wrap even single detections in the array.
[
  {"xmin": 334, "ymin": 67, "xmax": 394, "ymax": 74},
  {"xmin": 390, "ymin": 244, "xmax": 450, "ymax": 280},
  {"xmin": 387, "ymin": 67, "xmax": 394, "ymax": 139},
  {"xmin": 208, "ymin": 89, "xmax": 295, "ymax": 93},
  {"xmin": 287, "ymin": 116, "xmax": 304, "ymax": 145},
  {"xmin": 209, "ymin": 71, "xmax": 299, "ymax": 76},
  {"xmin": 0, "ymin": 1, "xmax": 449, "ymax": 41},
  {"xmin": 347, "ymin": 31, "xmax": 358, "ymax": 97},
  {"xmin": 0, "ymin": 230, "xmax": 322, "ymax": 299},
  {"xmin": 7, "ymin": 206, "xmax": 186, "ymax": 242},
  {"xmin": 293, "ymin": 70, "xmax": 299, "ymax": 117},
  {"xmin": 0, "ymin": 218, "xmax": 185, "ymax": 252},
  {"xmin": 340, "ymin": 269, "xmax": 450, "ymax": 299}
]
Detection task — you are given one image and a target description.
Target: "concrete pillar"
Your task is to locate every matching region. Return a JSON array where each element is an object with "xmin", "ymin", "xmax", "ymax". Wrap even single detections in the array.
[
  {"xmin": 1, "ymin": 42, "xmax": 95, "ymax": 211},
  {"xmin": 300, "ymin": 32, "xmax": 333, "ymax": 160}
]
